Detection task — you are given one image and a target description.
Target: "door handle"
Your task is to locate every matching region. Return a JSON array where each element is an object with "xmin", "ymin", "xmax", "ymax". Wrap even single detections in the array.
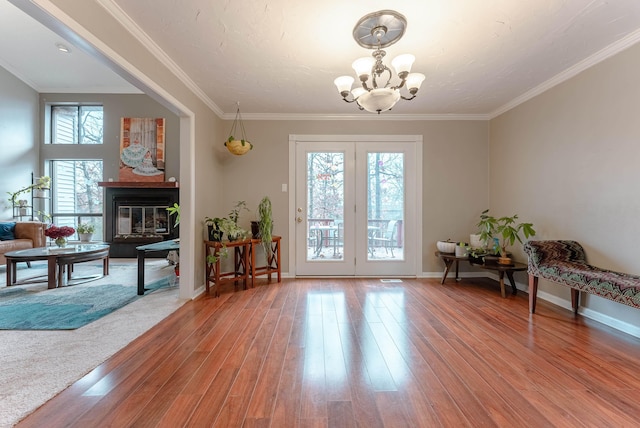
[{"xmin": 296, "ymin": 217, "xmax": 303, "ymax": 223}]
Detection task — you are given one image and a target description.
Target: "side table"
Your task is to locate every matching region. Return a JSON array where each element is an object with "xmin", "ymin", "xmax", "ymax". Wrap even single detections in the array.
[
  {"xmin": 434, "ymin": 251, "xmax": 468, "ymax": 284},
  {"xmin": 435, "ymin": 251, "xmax": 527, "ymax": 298},
  {"xmin": 249, "ymin": 235, "xmax": 281, "ymax": 287},
  {"xmin": 469, "ymin": 260, "xmax": 528, "ymax": 298},
  {"xmin": 204, "ymin": 239, "xmax": 250, "ymax": 297}
]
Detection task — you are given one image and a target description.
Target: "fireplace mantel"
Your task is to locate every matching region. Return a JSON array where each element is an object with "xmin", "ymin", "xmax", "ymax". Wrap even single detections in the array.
[{"xmin": 98, "ymin": 181, "xmax": 179, "ymax": 188}]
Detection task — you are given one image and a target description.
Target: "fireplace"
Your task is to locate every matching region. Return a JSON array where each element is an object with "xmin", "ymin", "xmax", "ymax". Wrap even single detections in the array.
[{"xmin": 99, "ymin": 182, "xmax": 179, "ymax": 258}]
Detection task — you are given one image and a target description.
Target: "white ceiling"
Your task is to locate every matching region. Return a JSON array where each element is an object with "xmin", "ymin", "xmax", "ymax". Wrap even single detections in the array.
[{"xmin": 3, "ymin": 0, "xmax": 640, "ymax": 118}]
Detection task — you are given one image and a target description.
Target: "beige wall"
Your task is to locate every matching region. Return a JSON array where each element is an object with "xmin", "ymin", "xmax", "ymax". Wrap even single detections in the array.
[
  {"xmin": 0, "ymin": 66, "xmax": 39, "ymax": 220},
  {"xmin": 219, "ymin": 119, "xmax": 489, "ymax": 273},
  {"xmin": 490, "ymin": 42, "xmax": 640, "ymax": 329}
]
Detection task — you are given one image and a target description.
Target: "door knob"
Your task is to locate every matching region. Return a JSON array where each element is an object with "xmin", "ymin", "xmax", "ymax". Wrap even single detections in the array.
[{"xmin": 296, "ymin": 217, "xmax": 303, "ymax": 223}]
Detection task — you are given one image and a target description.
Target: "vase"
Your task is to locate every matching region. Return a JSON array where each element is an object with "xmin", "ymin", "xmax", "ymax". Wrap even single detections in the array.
[{"xmin": 55, "ymin": 237, "xmax": 67, "ymax": 248}]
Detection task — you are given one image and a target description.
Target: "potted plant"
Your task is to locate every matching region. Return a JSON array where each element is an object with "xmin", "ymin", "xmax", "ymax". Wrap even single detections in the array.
[
  {"xmin": 477, "ymin": 210, "xmax": 536, "ymax": 264},
  {"xmin": 77, "ymin": 222, "xmax": 96, "ymax": 242},
  {"xmin": 34, "ymin": 176, "xmax": 51, "ymax": 197},
  {"xmin": 204, "ymin": 202, "xmax": 250, "ymax": 263},
  {"xmin": 257, "ymin": 196, "xmax": 273, "ymax": 256},
  {"xmin": 224, "ymin": 105, "xmax": 253, "ymax": 156},
  {"xmin": 228, "ymin": 200, "xmax": 248, "ymax": 226},
  {"xmin": 205, "ymin": 217, "xmax": 225, "ymax": 242},
  {"xmin": 468, "ymin": 247, "xmax": 487, "ymax": 264},
  {"xmin": 166, "ymin": 203, "xmax": 180, "ymax": 227},
  {"xmin": 7, "ymin": 175, "xmax": 51, "ymax": 206}
]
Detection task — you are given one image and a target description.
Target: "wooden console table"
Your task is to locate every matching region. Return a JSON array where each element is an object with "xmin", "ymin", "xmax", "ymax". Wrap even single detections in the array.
[
  {"xmin": 435, "ymin": 251, "xmax": 527, "ymax": 298},
  {"xmin": 249, "ymin": 235, "xmax": 281, "ymax": 287},
  {"xmin": 204, "ymin": 239, "xmax": 250, "ymax": 297}
]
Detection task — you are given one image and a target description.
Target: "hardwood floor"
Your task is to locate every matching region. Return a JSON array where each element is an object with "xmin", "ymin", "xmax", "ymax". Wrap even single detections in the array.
[{"xmin": 17, "ymin": 277, "xmax": 640, "ymax": 427}]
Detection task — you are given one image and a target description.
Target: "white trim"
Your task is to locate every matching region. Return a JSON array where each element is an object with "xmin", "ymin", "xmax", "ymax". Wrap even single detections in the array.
[
  {"xmin": 96, "ymin": 0, "xmax": 224, "ymax": 118},
  {"xmin": 490, "ymin": 28, "xmax": 640, "ymax": 119},
  {"xmin": 484, "ymin": 273, "xmax": 640, "ymax": 339},
  {"xmin": 227, "ymin": 113, "xmax": 490, "ymax": 121}
]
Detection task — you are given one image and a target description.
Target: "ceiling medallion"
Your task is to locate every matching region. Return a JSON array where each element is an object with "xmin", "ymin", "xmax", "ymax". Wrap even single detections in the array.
[{"xmin": 334, "ymin": 10, "xmax": 425, "ymax": 114}]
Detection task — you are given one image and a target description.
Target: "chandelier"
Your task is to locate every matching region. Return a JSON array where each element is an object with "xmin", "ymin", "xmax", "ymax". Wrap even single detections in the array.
[{"xmin": 334, "ymin": 10, "xmax": 425, "ymax": 114}]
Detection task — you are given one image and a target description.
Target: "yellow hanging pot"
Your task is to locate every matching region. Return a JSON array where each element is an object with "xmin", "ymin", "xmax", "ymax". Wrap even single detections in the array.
[
  {"xmin": 224, "ymin": 103, "xmax": 253, "ymax": 156},
  {"xmin": 224, "ymin": 136, "xmax": 253, "ymax": 156}
]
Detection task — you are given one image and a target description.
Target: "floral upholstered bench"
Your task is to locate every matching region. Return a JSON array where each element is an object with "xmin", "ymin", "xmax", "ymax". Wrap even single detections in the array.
[{"xmin": 523, "ymin": 240, "xmax": 640, "ymax": 314}]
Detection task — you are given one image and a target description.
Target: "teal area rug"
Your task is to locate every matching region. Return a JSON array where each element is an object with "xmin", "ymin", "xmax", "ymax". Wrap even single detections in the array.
[{"xmin": 0, "ymin": 271, "xmax": 174, "ymax": 330}]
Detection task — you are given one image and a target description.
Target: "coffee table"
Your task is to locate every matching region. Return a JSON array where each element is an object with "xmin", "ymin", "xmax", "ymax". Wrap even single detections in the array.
[{"xmin": 5, "ymin": 244, "xmax": 110, "ymax": 289}]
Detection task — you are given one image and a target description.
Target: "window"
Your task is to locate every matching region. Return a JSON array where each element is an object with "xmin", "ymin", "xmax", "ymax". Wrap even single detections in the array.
[
  {"xmin": 45, "ymin": 103, "xmax": 105, "ymax": 239},
  {"xmin": 50, "ymin": 160, "xmax": 104, "ymax": 238},
  {"xmin": 50, "ymin": 105, "xmax": 103, "ymax": 144}
]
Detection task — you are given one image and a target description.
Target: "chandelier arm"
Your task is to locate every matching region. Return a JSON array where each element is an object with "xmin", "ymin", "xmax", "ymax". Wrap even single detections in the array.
[{"xmin": 400, "ymin": 94, "xmax": 417, "ymax": 101}]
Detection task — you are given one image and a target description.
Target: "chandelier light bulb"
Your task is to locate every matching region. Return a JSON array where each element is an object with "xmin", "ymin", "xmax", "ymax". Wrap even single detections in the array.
[
  {"xmin": 391, "ymin": 54, "xmax": 415, "ymax": 75},
  {"xmin": 351, "ymin": 87, "xmax": 367, "ymax": 99},
  {"xmin": 406, "ymin": 73, "xmax": 426, "ymax": 92},
  {"xmin": 334, "ymin": 76, "xmax": 355, "ymax": 95},
  {"xmin": 352, "ymin": 57, "xmax": 375, "ymax": 79}
]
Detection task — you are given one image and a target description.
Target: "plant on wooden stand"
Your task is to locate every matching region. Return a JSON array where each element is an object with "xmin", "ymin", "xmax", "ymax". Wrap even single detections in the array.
[
  {"xmin": 205, "ymin": 201, "xmax": 249, "ymax": 264},
  {"xmin": 477, "ymin": 209, "xmax": 536, "ymax": 264},
  {"xmin": 258, "ymin": 196, "xmax": 273, "ymax": 257}
]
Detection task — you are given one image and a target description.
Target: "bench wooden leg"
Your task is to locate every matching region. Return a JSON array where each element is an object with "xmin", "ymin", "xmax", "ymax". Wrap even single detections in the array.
[
  {"xmin": 528, "ymin": 274, "xmax": 538, "ymax": 314},
  {"xmin": 571, "ymin": 288, "xmax": 579, "ymax": 314}
]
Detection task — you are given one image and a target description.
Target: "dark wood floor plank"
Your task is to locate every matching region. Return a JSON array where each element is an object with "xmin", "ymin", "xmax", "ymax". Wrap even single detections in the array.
[{"xmin": 15, "ymin": 277, "xmax": 640, "ymax": 428}]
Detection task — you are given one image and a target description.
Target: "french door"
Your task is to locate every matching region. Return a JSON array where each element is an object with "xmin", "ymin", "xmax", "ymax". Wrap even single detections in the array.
[{"xmin": 292, "ymin": 135, "xmax": 421, "ymax": 276}]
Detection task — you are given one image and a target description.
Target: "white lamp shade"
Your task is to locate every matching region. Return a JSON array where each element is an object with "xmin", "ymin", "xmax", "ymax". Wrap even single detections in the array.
[
  {"xmin": 391, "ymin": 54, "xmax": 415, "ymax": 75},
  {"xmin": 406, "ymin": 73, "xmax": 426, "ymax": 90},
  {"xmin": 357, "ymin": 88, "xmax": 401, "ymax": 113},
  {"xmin": 334, "ymin": 75, "xmax": 355, "ymax": 94},
  {"xmin": 351, "ymin": 87, "xmax": 367, "ymax": 99},
  {"xmin": 352, "ymin": 57, "xmax": 375, "ymax": 78}
]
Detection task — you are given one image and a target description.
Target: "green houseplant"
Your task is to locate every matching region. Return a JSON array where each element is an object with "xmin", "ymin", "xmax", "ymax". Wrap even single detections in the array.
[
  {"xmin": 166, "ymin": 203, "xmax": 180, "ymax": 227},
  {"xmin": 205, "ymin": 202, "xmax": 249, "ymax": 263},
  {"xmin": 77, "ymin": 222, "xmax": 96, "ymax": 243},
  {"xmin": 7, "ymin": 175, "xmax": 51, "ymax": 206},
  {"xmin": 258, "ymin": 196, "xmax": 273, "ymax": 256},
  {"xmin": 477, "ymin": 209, "xmax": 536, "ymax": 264}
]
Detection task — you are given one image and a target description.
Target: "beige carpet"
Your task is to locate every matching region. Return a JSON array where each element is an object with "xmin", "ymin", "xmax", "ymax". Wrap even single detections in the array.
[{"xmin": 0, "ymin": 258, "xmax": 186, "ymax": 427}]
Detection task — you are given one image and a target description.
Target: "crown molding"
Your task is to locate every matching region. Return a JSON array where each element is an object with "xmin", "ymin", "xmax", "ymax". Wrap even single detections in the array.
[
  {"xmin": 490, "ymin": 27, "xmax": 640, "ymax": 119},
  {"xmin": 223, "ymin": 112, "xmax": 491, "ymax": 121},
  {"xmin": 38, "ymin": 86, "xmax": 142, "ymax": 94},
  {"xmin": 96, "ymin": 0, "xmax": 224, "ymax": 118}
]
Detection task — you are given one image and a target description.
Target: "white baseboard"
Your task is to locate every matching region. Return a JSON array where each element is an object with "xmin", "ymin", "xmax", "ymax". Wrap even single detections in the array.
[{"xmin": 481, "ymin": 273, "xmax": 640, "ymax": 339}]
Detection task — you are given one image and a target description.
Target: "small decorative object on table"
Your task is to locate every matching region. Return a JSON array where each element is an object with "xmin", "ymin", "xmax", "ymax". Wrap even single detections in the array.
[
  {"xmin": 76, "ymin": 222, "xmax": 95, "ymax": 243},
  {"xmin": 436, "ymin": 239, "xmax": 456, "ymax": 254},
  {"xmin": 45, "ymin": 225, "xmax": 75, "ymax": 247},
  {"xmin": 455, "ymin": 242, "xmax": 469, "ymax": 257}
]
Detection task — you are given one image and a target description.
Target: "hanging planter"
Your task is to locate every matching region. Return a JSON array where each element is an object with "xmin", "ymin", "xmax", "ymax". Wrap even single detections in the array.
[{"xmin": 224, "ymin": 103, "xmax": 253, "ymax": 156}]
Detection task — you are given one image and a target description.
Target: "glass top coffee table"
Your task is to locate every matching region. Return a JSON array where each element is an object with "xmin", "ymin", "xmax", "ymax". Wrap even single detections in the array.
[{"xmin": 5, "ymin": 244, "xmax": 110, "ymax": 289}]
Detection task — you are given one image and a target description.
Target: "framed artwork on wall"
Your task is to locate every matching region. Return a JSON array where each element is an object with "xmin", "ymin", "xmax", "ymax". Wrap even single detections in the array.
[{"xmin": 119, "ymin": 117, "xmax": 166, "ymax": 182}]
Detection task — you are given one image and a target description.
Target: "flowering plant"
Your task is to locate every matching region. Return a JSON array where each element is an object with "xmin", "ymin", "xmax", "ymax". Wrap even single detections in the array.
[{"xmin": 45, "ymin": 225, "xmax": 75, "ymax": 239}]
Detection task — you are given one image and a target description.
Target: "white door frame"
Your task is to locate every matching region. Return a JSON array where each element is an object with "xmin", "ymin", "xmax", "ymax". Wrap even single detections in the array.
[{"xmin": 288, "ymin": 134, "xmax": 423, "ymax": 277}]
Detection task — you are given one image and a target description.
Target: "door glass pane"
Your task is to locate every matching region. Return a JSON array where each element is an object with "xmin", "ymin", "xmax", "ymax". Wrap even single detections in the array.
[
  {"xmin": 306, "ymin": 152, "xmax": 344, "ymax": 261},
  {"xmin": 367, "ymin": 152, "xmax": 404, "ymax": 261}
]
